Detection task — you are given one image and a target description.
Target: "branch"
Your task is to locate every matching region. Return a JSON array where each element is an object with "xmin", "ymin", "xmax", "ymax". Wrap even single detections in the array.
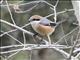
[
  {"xmin": 1, "ymin": 1, "xmax": 53, "ymax": 7},
  {"xmin": 53, "ymin": 0, "xmax": 59, "ymax": 22},
  {"xmin": 73, "ymin": 48, "xmax": 80, "ymax": 53},
  {"xmin": 55, "ymin": 0, "xmax": 59, "ymax": 7},
  {"xmin": 7, "ymin": 51, "xmax": 20, "ymax": 60},
  {"xmin": 0, "ymin": 44, "xmax": 75, "ymax": 59},
  {"xmin": 0, "ymin": 22, "xmax": 30, "ymax": 37},
  {"xmin": 55, "ymin": 26, "xmax": 79, "ymax": 44},
  {"xmin": 60, "ymin": 24, "xmax": 69, "ymax": 46},
  {"xmin": 0, "ymin": 56, "xmax": 5, "ymax": 60},
  {"xmin": 67, "ymin": 30, "xmax": 80, "ymax": 60},
  {"xmin": 0, "ymin": 44, "xmax": 70, "ymax": 49},
  {"xmin": 45, "ymin": 9, "xmax": 74, "ymax": 18},
  {"xmin": 29, "ymin": 50, "xmax": 32, "ymax": 60},
  {"xmin": 14, "ymin": 4, "xmax": 39, "ymax": 13},
  {"xmin": 0, "ymin": 44, "xmax": 73, "ymax": 57},
  {"xmin": 23, "ymin": 32, "xmax": 26, "ymax": 48},
  {"xmin": 5, "ymin": 0, "xmax": 16, "ymax": 25},
  {"xmin": 75, "ymin": 52, "xmax": 80, "ymax": 58},
  {"xmin": 0, "ymin": 0, "xmax": 3, "ymax": 4},
  {"xmin": 1, "ymin": 43, "xmax": 79, "ymax": 59},
  {"xmin": 72, "ymin": 1, "xmax": 80, "ymax": 26},
  {"xmin": 1, "ymin": 31, "xmax": 23, "ymax": 45},
  {"xmin": 0, "ymin": 19, "xmax": 34, "ymax": 36}
]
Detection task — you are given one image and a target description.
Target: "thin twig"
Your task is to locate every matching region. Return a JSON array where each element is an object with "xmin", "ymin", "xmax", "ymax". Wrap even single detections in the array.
[
  {"xmin": 7, "ymin": 51, "xmax": 21, "ymax": 59},
  {"xmin": 54, "ymin": 6, "xmax": 57, "ymax": 22},
  {"xmin": 75, "ymin": 52, "xmax": 80, "ymax": 58},
  {"xmin": 73, "ymin": 48, "xmax": 80, "ymax": 53},
  {"xmin": 0, "ymin": 0, "xmax": 3, "ymax": 4},
  {"xmin": 52, "ymin": 0, "xmax": 59, "ymax": 22},
  {"xmin": 0, "ymin": 56, "xmax": 5, "ymax": 60},
  {"xmin": 23, "ymin": 32, "xmax": 26, "ymax": 48},
  {"xmin": 67, "ymin": 30, "xmax": 79, "ymax": 60},
  {"xmin": 5, "ymin": 0, "xmax": 16, "ymax": 25},
  {"xmin": 1, "ymin": 31, "xmax": 23, "ymax": 45},
  {"xmin": 45, "ymin": 9, "xmax": 74, "ymax": 18},
  {"xmin": 50, "ymin": 6, "xmax": 57, "ymax": 22},
  {"xmin": 55, "ymin": 26, "xmax": 79, "ymax": 44},
  {"xmin": 29, "ymin": 50, "xmax": 32, "ymax": 60},
  {"xmin": 72, "ymin": 1, "xmax": 80, "ymax": 26},
  {"xmin": 43, "ymin": 1, "xmax": 54, "ymax": 8},
  {"xmin": 14, "ymin": 4, "xmax": 38, "ymax": 13},
  {"xmin": 71, "ymin": 36, "xmax": 74, "ymax": 46},
  {"xmin": 0, "ymin": 1, "xmax": 40, "ymax": 7},
  {"xmin": 55, "ymin": 0, "xmax": 59, "ymax": 7},
  {"xmin": 60, "ymin": 24, "xmax": 69, "ymax": 46}
]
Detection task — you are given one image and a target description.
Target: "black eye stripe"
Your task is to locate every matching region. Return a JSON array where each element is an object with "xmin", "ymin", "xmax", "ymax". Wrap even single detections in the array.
[{"xmin": 33, "ymin": 19, "xmax": 40, "ymax": 21}]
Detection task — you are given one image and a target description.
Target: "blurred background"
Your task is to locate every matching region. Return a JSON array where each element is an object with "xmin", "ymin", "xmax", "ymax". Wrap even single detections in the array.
[{"xmin": 0, "ymin": 0, "xmax": 80, "ymax": 60}]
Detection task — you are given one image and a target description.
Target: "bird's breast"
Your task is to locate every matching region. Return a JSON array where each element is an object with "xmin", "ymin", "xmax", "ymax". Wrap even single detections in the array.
[
  {"xmin": 31, "ymin": 21, "xmax": 40, "ymax": 32},
  {"xmin": 36, "ymin": 24, "xmax": 55, "ymax": 36}
]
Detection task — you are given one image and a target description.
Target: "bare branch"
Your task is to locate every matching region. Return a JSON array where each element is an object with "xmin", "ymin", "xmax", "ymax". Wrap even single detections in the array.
[
  {"xmin": 0, "ymin": 19, "xmax": 34, "ymax": 36},
  {"xmin": 55, "ymin": 26, "xmax": 79, "ymax": 44},
  {"xmin": 0, "ymin": 22, "xmax": 30, "ymax": 37},
  {"xmin": 0, "ymin": 44, "xmax": 75, "ymax": 59},
  {"xmin": 7, "ymin": 51, "xmax": 20, "ymax": 60},
  {"xmin": 55, "ymin": 0, "xmax": 59, "ymax": 7},
  {"xmin": 45, "ymin": 9, "xmax": 74, "ymax": 18},
  {"xmin": 73, "ymin": 48, "xmax": 80, "ymax": 53},
  {"xmin": 72, "ymin": 1, "xmax": 80, "ymax": 26},
  {"xmin": 43, "ymin": 1, "xmax": 54, "ymax": 8},
  {"xmin": 75, "ymin": 52, "xmax": 80, "ymax": 58},
  {"xmin": 1, "ymin": 31, "xmax": 23, "ymax": 45},
  {"xmin": 60, "ymin": 24, "xmax": 69, "ymax": 46},
  {"xmin": 5, "ymin": 0, "xmax": 16, "ymax": 25},
  {"xmin": 0, "ymin": 0, "xmax": 3, "ymax": 4},
  {"xmin": 67, "ymin": 30, "xmax": 80, "ymax": 60},
  {"xmin": 0, "ymin": 44, "xmax": 68, "ymax": 49},
  {"xmin": 14, "ymin": 4, "xmax": 38, "ymax": 13},
  {"xmin": 0, "ymin": 56, "xmax": 5, "ymax": 60},
  {"xmin": 23, "ymin": 32, "xmax": 26, "ymax": 48},
  {"xmin": 29, "ymin": 50, "xmax": 32, "ymax": 60}
]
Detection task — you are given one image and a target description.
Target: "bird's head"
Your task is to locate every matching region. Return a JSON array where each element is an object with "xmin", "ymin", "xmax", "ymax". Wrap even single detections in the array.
[{"xmin": 29, "ymin": 15, "xmax": 43, "ymax": 22}]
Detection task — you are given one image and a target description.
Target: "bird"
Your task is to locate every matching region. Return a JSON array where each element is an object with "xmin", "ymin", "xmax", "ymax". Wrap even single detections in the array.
[{"xmin": 29, "ymin": 15, "xmax": 57, "ymax": 44}]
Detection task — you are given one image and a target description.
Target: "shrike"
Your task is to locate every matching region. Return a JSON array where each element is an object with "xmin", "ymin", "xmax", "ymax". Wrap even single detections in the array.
[{"xmin": 29, "ymin": 15, "xmax": 57, "ymax": 44}]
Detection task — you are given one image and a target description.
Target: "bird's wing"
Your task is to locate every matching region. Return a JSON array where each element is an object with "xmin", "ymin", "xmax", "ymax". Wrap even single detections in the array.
[
  {"xmin": 39, "ymin": 18, "xmax": 52, "ymax": 26},
  {"xmin": 39, "ymin": 18, "xmax": 56, "ymax": 26}
]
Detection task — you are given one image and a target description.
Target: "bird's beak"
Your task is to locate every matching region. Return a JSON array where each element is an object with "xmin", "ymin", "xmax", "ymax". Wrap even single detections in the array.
[
  {"xmin": 28, "ymin": 20, "xmax": 30, "ymax": 22},
  {"xmin": 28, "ymin": 19, "xmax": 31, "ymax": 22}
]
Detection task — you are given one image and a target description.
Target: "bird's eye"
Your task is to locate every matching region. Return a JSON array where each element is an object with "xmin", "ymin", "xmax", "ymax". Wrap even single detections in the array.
[{"xmin": 33, "ymin": 19, "xmax": 40, "ymax": 21}]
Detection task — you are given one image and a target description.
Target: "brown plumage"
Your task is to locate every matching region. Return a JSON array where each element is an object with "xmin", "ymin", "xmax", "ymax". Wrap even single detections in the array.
[{"xmin": 37, "ymin": 24, "xmax": 55, "ymax": 36}]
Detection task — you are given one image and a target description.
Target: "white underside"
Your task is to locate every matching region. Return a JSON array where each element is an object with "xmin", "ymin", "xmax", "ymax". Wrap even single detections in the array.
[{"xmin": 30, "ymin": 21, "xmax": 40, "ymax": 33}]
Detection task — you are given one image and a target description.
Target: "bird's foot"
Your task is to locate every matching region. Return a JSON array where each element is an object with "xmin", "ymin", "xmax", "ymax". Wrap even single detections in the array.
[{"xmin": 33, "ymin": 33, "xmax": 38, "ymax": 38}]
